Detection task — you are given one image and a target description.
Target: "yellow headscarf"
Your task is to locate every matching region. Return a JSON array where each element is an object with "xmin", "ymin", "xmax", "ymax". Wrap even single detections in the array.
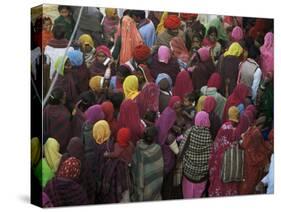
[
  {"xmin": 31, "ymin": 137, "xmax": 41, "ymax": 168},
  {"xmin": 156, "ymin": 12, "xmax": 168, "ymax": 35},
  {"xmin": 44, "ymin": 138, "xmax": 62, "ymax": 172},
  {"xmin": 93, "ymin": 120, "xmax": 111, "ymax": 145},
  {"xmin": 105, "ymin": 8, "xmax": 117, "ymax": 18},
  {"xmin": 196, "ymin": 95, "xmax": 207, "ymax": 112},
  {"xmin": 228, "ymin": 106, "xmax": 239, "ymax": 123},
  {"xmin": 123, "ymin": 75, "xmax": 140, "ymax": 100},
  {"xmin": 79, "ymin": 34, "xmax": 94, "ymax": 49},
  {"xmin": 89, "ymin": 76, "xmax": 103, "ymax": 91},
  {"xmin": 224, "ymin": 42, "xmax": 243, "ymax": 57}
]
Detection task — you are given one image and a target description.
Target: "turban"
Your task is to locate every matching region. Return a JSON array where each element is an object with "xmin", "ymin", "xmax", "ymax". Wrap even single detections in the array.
[
  {"xmin": 164, "ymin": 15, "xmax": 181, "ymax": 30},
  {"xmin": 133, "ymin": 44, "xmax": 151, "ymax": 63},
  {"xmin": 67, "ymin": 50, "xmax": 83, "ymax": 66},
  {"xmin": 180, "ymin": 13, "xmax": 198, "ymax": 21}
]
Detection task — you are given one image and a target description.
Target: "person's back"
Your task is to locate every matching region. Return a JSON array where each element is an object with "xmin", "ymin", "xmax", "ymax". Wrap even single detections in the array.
[{"xmin": 131, "ymin": 126, "xmax": 164, "ymax": 201}]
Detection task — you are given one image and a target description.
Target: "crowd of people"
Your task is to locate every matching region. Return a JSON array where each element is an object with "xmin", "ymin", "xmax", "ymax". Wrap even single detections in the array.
[{"xmin": 30, "ymin": 5, "xmax": 274, "ymax": 207}]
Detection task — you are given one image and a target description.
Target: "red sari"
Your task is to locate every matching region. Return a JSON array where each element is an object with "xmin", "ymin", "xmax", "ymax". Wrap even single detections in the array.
[{"xmin": 208, "ymin": 112, "xmax": 252, "ymax": 197}]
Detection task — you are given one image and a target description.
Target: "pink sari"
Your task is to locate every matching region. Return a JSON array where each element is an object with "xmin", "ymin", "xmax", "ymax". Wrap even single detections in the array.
[{"xmin": 260, "ymin": 32, "xmax": 274, "ymax": 77}]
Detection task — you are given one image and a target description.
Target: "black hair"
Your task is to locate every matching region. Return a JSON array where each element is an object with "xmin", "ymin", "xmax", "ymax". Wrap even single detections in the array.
[
  {"xmin": 184, "ymin": 92, "xmax": 196, "ymax": 102},
  {"xmin": 130, "ymin": 10, "xmax": 146, "ymax": 20},
  {"xmin": 207, "ymin": 26, "xmax": 218, "ymax": 37},
  {"xmin": 58, "ymin": 5, "xmax": 72, "ymax": 12},
  {"xmin": 78, "ymin": 91, "xmax": 96, "ymax": 112},
  {"xmin": 48, "ymin": 87, "xmax": 64, "ymax": 105},
  {"xmin": 109, "ymin": 91, "xmax": 124, "ymax": 110},
  {"xmin": 123, "ymin": 9, "xmax": 131, "ymax": 16},
  {"xmin": 143, "ymin": 126, "xmax": 158, "ymax": 145},
  {"xmin": 118, "ymin": 65, "xmax": 131, "ymax": 78},
  {"xmin": 143, "ymin": 110, "xmax": 157, "ymax": 123},
  {"xmin": 52, "ymin": 23, "xmax": 66, "ymax": 40}
]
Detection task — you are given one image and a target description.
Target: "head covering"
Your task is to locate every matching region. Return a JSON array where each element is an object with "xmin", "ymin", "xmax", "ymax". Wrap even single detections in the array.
[
  {"xmin": 136, "ymin": 83, "xmax": 160, "ymax": 118},
  {"xmin": 155, "ymin": 106, "xmax": 177, "ymax": 145},
  {"xmin": 196, "ymin": 95, "xmax": 207, "ymax": 112},
  {"xmin": 117, "ymin": 128, "xmax": 131, "ymax": 147},
  {"xmin": 223, "ymin": 83, "xmax": 249, "ymax": 122},
  {"xmin": 133, "ymin": 44, "xmax": 151, "ymax": 63},
  {"xmin": 224, "ymin": 42, "xmax": 243, "ymax": 57},
  {"xmin": 89, "ymin": 76, "xmax": 103, "ymax": 91},
  {"xmin": 156, "ymin": 73, "xmax": 172, "ymax": 89},
  {"xmin": 168, "ymin": 96, "xmax": 181, "ymax": 108},
  {"xmin": 180, "ymin": 13, "xmax": 198, "ymax": 21},
  {"xmin": 207, "ymin": 72, "xmax": 222, "ymax": 89},
  {"xmin": 170, "ymin": 37, "xmax": 189, "ymax": 64},
  {"xmin": 231, "ymin": 26, "xmax": 244, "ymax": 42},
  {"xmin": 95, "ymin": 45, "xmax": 111, "ymax": 58},
  {"xmin": 57, "ymin": 157, "xmax": 81, "ymax": 179},
  {"xmin": 156, "ymin": 12, "xmax": 168, "ymax": 34},
  {"xmin": 42, "ymin": 192, "xmax": 53, "ymax": 208},
  {"xmin": 79, "ymin": 34, "xmax": 94, "ymax": 49},
  {"xmin": 93, "ymin": 120, "xmax": 111, "ymax": 144},
  {"xmin": 203, "ymin": 96, "xmax": 217, "ymax": 113},
  {"xmin": 84, "ymin": 104, "xmax": 105, "ymax": 125},
  {"xmin": 66, "ymin": 137, "xmax": 84, "ymax": 161},
  {"xmin": 228, "ymin": 106, "xmax": 239, "ymax": 123},
  {"xmin": 35, "ymin": 158, "xmax": 55, "ymax": 187},
  {"xmin": 44, "ymin": 138, "xmax": 62, "ymax": 172},
  {"xmin": 173, "ymin": 71, "xmax": 193, "ymax": 99},
  {"xmin": 67, "ymin": 50, "xmax": 83, "ymax": 66},
  {"xmin": 195, "ymin": 111, "xmax": 210, "ymax": 128},
  {"xmin": 164, "ymin": 15, "xmax": 181, "ymax": 29},
  {"xmin": 260, "ymin": 32, "xmax": 274, "ymax": 74},
  {"xmin": 31, "ymin": 137, "xmax": 41, "ymax": 167},
  {"xmin": 123, "ymin": 75, "xmax": 140, "ymax": 100},
  {"xmin": 105, "ymin": 8, "xmax": 117, "ymax": 17},
  {"xmin": 54, "ymin": 56, "xmax": 68, "ymax": 75},
  {"xmin": 101, "ymin": 101, "xmax": 114, "ymax": 122},
  {"xmin": 198, "ymin": 47, "xmax": 210, "ymax": 62},
  {"xmin": 158, "ymin": 45, "xmax": 171, "ymax": 64},
  {"xmin": 118, "ymin": 99, "xmax": 144, "ymax": 142}
]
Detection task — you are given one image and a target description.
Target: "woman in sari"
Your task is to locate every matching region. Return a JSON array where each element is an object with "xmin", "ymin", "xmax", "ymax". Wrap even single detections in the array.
[
  {"xmin": 202, "ymin": 26, "xmax": 222, "ymax": 64},
  {"xmin": 208, "ymin": 106, "xmax": 255, "ymax": 197},
  {"xmin": 35, "ymin": 138, "xmax": 62, "ymax": 188},
  {"xmin": 79, "ymin": 34, "xmax": 95, "ymax": 69},
  {"xmin": 260, "ymin": 32, "xmax": 274, "ymax": 77},
  {"xmin": 155, "ymin": 96, "xmax": 181, "ymax": 199},
  {"xmin": 203, "ymin": 96, "xmax": 221, "ymax": 140},
  {"xmin": 43, "ymin": 88, "xmax": 72, "ymax": 153},
  {"xmin": 102, "ymin": 8, "xmax": 119, "ymax": 48},
  {"xmin": 116, "ymin": 14, "xmax": 144, "ymax": 64},
  {"xmin": 44, "ymin": 157, "xmax": 88, "ymax": 207},
  {"xmin": 170, "ymin": 36, "xmax": 190, "ymax": 70},
  {"xmin": 190, "ymin": 47, "xmax": 216, "ymax": 91},
  {"xmin": 81, "ymin": 104, "xmax": 105, "ymax": 165},
  {"xmin": 101, "ymin": 101, "xmax": 118, "ymax": 137},
  {"xmin": 58, "ymin": 137, "xmax": 96, "ymax": 203},
  {"xmin": 217, "ymin": 42, "xmax": 244, "ymax": 97},
  {"xmin": 200, "ymin": 72, "xmax": 226, "ymax": 120},
  {"xmin": 54, "ymin": 56, "xmax": 79, "ymax": 111},
  {"xmin": 123, "ymin": 75, "xmax": 140, "ymax": 100},
  {"xmin": 149, "ymin": 45, "xmax": 180, "ymax": 83},
  {"xmin": 136, "ymin": 82, "xmax": 160, "ymax": 119},
  {"xmin": 91, "ymin": 120, "xmax": 114, "ymax": 203},
  {"xmin": 222, "ymin": 83, "xmax": 250, "ymax": 123},
  {"xmin": 117, "ymin": 99, "xmax": 145, "ymax": 143},
  {"xmin": 173, "ymin": 71, "xmax": 194, "ymax": 100},
  {"xmin": 156, "ymin": 73, "xmax": 173, "ymax": 113},
  {"xmin": 182, "ymin": 111, "xmax": 213, "ymax": 198},
  {"xmin": 89, "ymin": 45, "xmax": 116, "ymax": 77}
]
